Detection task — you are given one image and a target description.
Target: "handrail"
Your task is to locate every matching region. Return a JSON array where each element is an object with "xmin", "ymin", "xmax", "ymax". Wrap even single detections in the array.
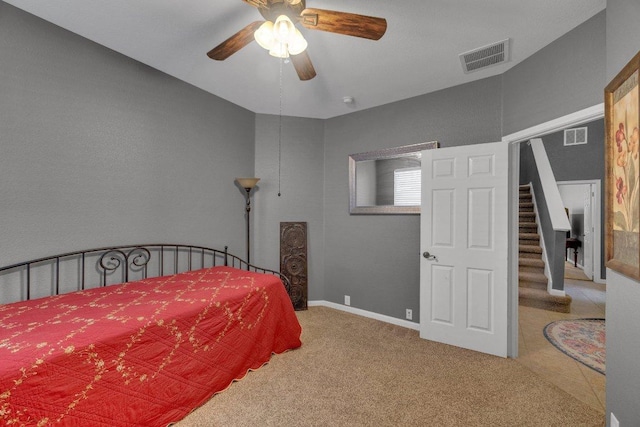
[{"xmin": 529, "ymin": 138, "xmax": 571, "ymax": 232}]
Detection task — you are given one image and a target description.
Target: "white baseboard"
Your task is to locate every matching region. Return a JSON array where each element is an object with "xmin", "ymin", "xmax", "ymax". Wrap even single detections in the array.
[
  {"xmin": 307, "ymin": 300, "xmax": 420, "ymax": 331},
  {"xmin": 548, "ymin": 289, "xmax": 567, "ymax": 297}
]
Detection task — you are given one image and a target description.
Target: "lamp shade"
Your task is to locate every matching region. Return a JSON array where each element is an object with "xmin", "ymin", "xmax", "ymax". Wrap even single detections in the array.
[
  {"xmin": 287, "ymin": 28, "xmax": 308, "ymax": 55},
  {"xmin": 273, "ymin": 15, "xmax": 295, "ymax": 44},
  {"xmin": 269, "ymin": 43, "xmax": 289, "ymax": 59},
  {"xmin": 236, "ymin": 177, "xmax": 260, "ymax": 189},
  {"xmin": 254, "ymin": 21, "xmax": 275, "ymax": 50}
]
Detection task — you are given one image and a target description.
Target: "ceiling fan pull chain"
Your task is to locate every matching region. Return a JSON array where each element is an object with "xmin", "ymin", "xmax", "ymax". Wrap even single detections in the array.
[{"xmin": 278, "ymin": 57, "xmax": 283, "ymax": 197}]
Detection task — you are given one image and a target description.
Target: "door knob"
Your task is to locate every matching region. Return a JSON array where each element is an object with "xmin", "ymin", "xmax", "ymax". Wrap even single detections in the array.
[{"xmin": 423, "ymin": 251, "xmax": 438, "ymax": 261}]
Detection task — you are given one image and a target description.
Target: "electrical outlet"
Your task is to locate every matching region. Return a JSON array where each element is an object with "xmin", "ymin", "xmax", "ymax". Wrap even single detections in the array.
[
  {"xmin": 344, "ymin": 295, "xmax": 350, "ymax": 306},
  {"xmin": 406, "ymin": 309, "xmax": 413, "ymax": 320},
  {"xmin": 611, "ymin": 413, "xmax": 619, "ymax": 427}
]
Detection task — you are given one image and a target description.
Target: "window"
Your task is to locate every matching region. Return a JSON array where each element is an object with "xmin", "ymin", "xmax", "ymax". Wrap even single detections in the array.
[{"xmin": 394, "ymin": 167, "xmax": 421, "ymax": 206}]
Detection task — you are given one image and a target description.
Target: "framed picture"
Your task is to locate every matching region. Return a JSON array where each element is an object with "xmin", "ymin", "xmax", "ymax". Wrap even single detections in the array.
[{"xmin": 605, "ymin": 50, "xmax": 640, "ymax": 280}]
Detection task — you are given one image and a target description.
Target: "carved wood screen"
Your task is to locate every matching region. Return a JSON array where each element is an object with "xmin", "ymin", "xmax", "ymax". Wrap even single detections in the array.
[{"xmin": 280, "ymin": 222, "xmax": 308, "ymax": 310}]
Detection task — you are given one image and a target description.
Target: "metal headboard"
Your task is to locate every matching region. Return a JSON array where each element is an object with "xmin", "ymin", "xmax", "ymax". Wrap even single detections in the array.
[{"xmin": 0, "ymin": 244, "xmax": 296, "ymax": 307}]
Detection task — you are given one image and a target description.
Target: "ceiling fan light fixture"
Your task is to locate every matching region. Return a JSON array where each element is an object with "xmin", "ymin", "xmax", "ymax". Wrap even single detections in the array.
[
  {"xmin": 255, "ymin": 15, "xmax": 307, "ymax": 57},
  {"xmin": 209, "ymin": 1, "xmax": 387, "ymax": 81},
  {"xmin": 254, "ymin": 21, "xmax": 275, "ymax": 50},
  {"xmin": 287, "ymin": 29, "xmax": 308, "ymax": 55},
  {"xmin": 273, "ymin": 15, "xmax": 295, "ymax": 44},
  {"xmin": 269, "ymin": 42, "xmax": 290, "ymax": 58}
]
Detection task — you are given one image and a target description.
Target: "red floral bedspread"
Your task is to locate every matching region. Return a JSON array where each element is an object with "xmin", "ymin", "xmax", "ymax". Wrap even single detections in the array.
[{"xmin": 0, "ymin": 266, "xmax": 302, "ymax": 426}]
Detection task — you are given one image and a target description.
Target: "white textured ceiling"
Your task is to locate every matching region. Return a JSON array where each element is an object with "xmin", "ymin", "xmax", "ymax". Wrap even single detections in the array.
[{"xmin": 5, "ymin": 0, "xmax": 606, "ymax": 119}]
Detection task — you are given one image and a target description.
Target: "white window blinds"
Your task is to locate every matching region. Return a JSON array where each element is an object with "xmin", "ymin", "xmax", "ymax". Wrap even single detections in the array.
[{"xmin": 394, "ymin": 167, "xmax": 421, "ymax": 206}]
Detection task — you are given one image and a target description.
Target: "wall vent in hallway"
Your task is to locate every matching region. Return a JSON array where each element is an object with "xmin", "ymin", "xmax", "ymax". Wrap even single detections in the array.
[
  {"xmin": 564, "ymin": 127, "xmax": 588, "ymax": 146},
  {"xmin": 459, "ymin": 38, "xmax": 510, "ymax": 74}
]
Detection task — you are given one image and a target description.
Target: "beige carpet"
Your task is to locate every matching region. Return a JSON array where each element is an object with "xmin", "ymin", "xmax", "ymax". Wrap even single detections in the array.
[
  {"xmin": 565, "ymin": 261, "xmax": 591, "ymax": 281},
  {"xmin": 175, "ymin": 307, "xmax": 604, "ymax": 427}
]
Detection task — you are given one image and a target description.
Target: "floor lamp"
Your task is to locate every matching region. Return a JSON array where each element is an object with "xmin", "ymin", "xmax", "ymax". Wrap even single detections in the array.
[{"xmin": 235, "ymin": 177, "xmax": 260, "ymax": 267}]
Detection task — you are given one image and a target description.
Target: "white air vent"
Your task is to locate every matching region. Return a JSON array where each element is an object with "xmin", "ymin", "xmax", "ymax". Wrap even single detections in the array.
[
  {"xmin": 459, "ymin": 39, "xmax": 510, "ymax": 74},
  {"xmin": 564, "ymin": 127, "xmax": 588, "ymax": 146}
]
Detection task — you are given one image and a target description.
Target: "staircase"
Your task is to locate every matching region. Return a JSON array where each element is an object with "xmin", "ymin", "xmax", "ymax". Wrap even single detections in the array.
[{"xmin": 518, "ymin": 185, "xmax": 572, "ymax": 313}]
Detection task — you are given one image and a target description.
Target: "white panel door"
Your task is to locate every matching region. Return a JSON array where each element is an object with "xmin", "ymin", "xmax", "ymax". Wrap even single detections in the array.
[
  {"xmin": 582, "ymin": 185, "xmax": 594, "ymax": 280},
  {"xmin": 420, "ymin": 142, "xmax": 509, "ymax": 357}
]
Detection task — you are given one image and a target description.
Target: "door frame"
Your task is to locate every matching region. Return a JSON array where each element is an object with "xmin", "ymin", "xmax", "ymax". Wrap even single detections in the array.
[
  {"xmin": 557, "ymin": 179, "xmax": 603, "ymax": 283},
  {"xmin": 502, "ymin": 103, "xmax": 604, "ymax": 358}
]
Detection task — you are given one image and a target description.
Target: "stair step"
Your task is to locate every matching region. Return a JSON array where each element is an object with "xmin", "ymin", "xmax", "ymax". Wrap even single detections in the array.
[
  {"xmin": 519, "ymin": 244, "xmax": 542, "ymax": 254},
  {"xmin": 519, "ymin": 266, "xmax": 546, "ymax": 275},
  {"xmin": 519, "ymin": 202, "xmax": 534, "ymax": 211},
  {"xmin": 520, "ymin": 252, "xmax": 542, "ymax": 259},
  {"xmin": 519, "ymin": 229, "xmax": 537, "ymax": 236},
  {"xmin": 519, "ymin": 221, "xmax": 537, "ymax": 227},
  {"xmin": 519, "ymin": 185, "xmax": 530, "ymax": 190},
  {"xmin": 519, "ymin": 287, "xmax": 572, "ymax": 313},
  {"xmin": 518, "ymin": 229, "xmax": 538, "ymax": 234},
  {"xmin": 519, "ymin": 258, "xmax": 545, "ymax": 268},
  {"xmin": 519, "ymin": 194, "xmax": 532, "ymax": 200},
  {"xmin": 519, "ymin": 232, "xmax": 540, "ymax": 240},
  {"xmin": 519, "ymin": 255, "xmax": 545, "ymax": 274},
  {"xmin": 519, "ymin": 212, "xmax": 536, "ymax": 220},
  {"xmin": 519, "ymin": 240, "xmax": 540, "ymax": 247},
  {"xmin": 519, "ymin": 280, "xmax": 548, "ymax": 291},
  {"xmin": 519, "ymin": 271, "xmax": 547, "ymax": 284}
]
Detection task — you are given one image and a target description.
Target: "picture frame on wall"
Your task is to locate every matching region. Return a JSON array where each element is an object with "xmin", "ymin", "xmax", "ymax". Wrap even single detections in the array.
[{"xmin": 605, "ymin": 50, "xmax": 640, "ymax": 280}]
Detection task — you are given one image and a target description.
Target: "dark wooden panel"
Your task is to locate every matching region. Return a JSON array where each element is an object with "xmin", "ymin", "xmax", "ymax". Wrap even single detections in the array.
[{"xmin": 280, "ymin": 222, "xmax": 308, "ymax": 310}]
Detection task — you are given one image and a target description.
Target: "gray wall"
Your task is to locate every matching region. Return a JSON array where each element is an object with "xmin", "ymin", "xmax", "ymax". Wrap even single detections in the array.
[
  {"xmin": 502, "ymin": 11, "xmax": 606, "ymax": 136},
  {"xmin": 0, "ymin": 3, "xmax": 255, "ymax": 272},
  {"xmin": 541, "ymin": 120, "xmax": 605, "ymax": 182},
  {"xmin": 605, "ymin": 0, "xmax": 640, "ymax": 425},
  {"xmin": 323, "ymin": 77, "xmax": 503, "ymax": 321},
  {"xmin": 252, "ymin": 114, "xmax": 325, "ymax": 301}
]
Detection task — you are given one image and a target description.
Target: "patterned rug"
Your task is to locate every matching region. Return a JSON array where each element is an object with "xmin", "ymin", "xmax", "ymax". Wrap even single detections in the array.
[{"xmin": 543, "ymin": 318, "xmax": 606, "ymax": 375}]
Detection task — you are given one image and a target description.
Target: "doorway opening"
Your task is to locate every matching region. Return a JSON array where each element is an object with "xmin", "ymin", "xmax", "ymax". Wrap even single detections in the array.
[
  {"xmin": 557, "ymin": 179, "xmax": 603, "ymax": 283},
  {"xmin": 505, "ymin": 105, "xmax": 606, "ymax": 413}
]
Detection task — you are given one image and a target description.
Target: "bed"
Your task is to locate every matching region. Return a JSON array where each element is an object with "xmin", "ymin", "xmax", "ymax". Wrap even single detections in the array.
[{"xmin": 0, "ymin": 244, "xmax": 302, "ymax": 426}]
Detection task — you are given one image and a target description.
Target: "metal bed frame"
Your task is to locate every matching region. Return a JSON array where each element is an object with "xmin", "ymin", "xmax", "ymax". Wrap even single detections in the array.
[{"xmin": 0, "ymin": 244, "xmax": 299, "ymax": 308}]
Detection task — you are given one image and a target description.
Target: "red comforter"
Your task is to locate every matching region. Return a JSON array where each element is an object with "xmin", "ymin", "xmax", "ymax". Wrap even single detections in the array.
[{"xmin": 0, "ymin": 266, "xmax": 302, "ymax": 426}]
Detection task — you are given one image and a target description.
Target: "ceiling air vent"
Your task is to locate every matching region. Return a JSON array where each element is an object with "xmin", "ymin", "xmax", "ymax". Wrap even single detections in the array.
[{"xmin": 459, "ymin": 39, "xmax": 510, "ymax": 74}]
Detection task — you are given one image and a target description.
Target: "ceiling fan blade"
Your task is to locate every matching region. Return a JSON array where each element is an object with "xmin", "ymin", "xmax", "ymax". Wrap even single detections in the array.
[
  {"xmin": 290, "ymin": 50, "xmax": 316, "ymax": 81},
  {"xmin": 299, "ymin": 8, "xmax": 387, "ymax": 40},
  {"xmin": 207, "ymin": 21, "xmax": 264, "ymax": 61}
]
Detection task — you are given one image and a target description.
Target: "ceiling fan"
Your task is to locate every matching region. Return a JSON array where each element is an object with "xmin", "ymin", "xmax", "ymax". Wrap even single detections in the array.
[{"xmin": 207, "ymin": 0, "xmax": 387, "ymax": 81}]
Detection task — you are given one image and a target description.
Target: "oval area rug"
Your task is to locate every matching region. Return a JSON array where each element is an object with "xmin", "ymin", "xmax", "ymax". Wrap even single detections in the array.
[{"xmin": 543, "ymin": 318, "xmax": 605, "ymax": 375}]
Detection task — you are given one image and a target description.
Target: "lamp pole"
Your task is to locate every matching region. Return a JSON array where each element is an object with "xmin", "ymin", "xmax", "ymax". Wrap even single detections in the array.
[
  {"xmin": 244, "ymin": 187, "xmax": 252, "ymax": 265},
  {"xmin": 235, "ymin": 178, "xmax": 260, "ymax": 269}
]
